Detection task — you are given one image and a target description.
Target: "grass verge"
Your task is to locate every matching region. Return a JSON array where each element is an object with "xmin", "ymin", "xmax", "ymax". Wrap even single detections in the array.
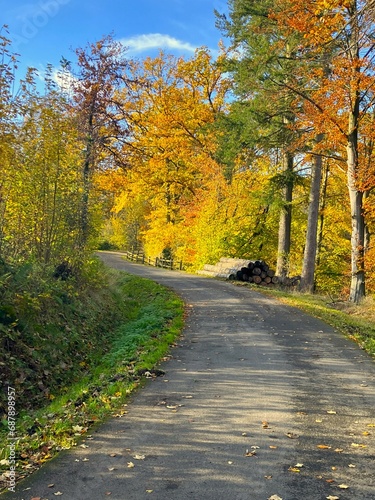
[
  {"xmin": 238, "ymin": 283, "xmax": 375, "ymax": 358},
  {"xmin": 0, "ymin": 269, "xmax": 184, "ymax": 493}
]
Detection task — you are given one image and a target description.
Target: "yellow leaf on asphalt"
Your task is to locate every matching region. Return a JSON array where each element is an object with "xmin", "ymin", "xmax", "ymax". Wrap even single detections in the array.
[
  {"xmin": 338, "ymin": 484, "xmax": 349, "ymax": 489},
  {"xmin": 327, "ymin": 410, "xmax": 337, "ymax": 414},
  {"xmin": 127, "ymin": 462, "xmax": 135, "ymax": 468},
  {"xmin": 288, "ymin": 466, "xmax": 300, "ymax": 473},
  {"xmin": 317, "ymin": 444, "xmax": 331, "ymax": 449}
]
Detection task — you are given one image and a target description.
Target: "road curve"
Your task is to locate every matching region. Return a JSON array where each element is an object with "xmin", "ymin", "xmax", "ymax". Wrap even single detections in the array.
[{"xmin": 5, "ymin": 251, "xmax": 375, "ymax": 500}]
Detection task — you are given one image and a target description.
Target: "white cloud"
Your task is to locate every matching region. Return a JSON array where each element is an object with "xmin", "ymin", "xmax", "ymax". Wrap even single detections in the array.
[{"xmin": 120, "ymin": 33, "xmax": 196, "ymax": 54}]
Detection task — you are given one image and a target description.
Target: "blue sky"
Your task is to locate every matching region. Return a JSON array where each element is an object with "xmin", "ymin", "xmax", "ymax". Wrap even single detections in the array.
[{"xmin": 2, "ymin": 0, "xmax": 229, "ymax": 80}]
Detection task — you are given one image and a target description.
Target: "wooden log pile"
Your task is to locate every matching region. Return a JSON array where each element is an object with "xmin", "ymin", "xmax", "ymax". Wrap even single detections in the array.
[
  {"xmin": 198, "ymin": 257, "xmax": 300, "ymax": 287},
  {"xmin": 233, "ymin": 260, "xmax": 279, "ymax": 286}
]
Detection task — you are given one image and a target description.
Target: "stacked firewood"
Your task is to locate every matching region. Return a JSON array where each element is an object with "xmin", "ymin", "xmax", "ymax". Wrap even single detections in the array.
[{"xmin": 233, "ymin": 260, "xmax": 279, "ymax": 285}]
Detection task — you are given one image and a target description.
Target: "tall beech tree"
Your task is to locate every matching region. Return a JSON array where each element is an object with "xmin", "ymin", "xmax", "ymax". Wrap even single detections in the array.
[
  {"xmin": 216, "ymin": 0, "xmax": 304, "ymax": 279},
  {"xmin": 107, "ymin": 48, "xmax": 230, "ymax": 259},
  {"xmin": 72, "ymin": 35, "xmax": 132, "ymax": 250},
  {"xmin": 271, "ymin": 0, "xmax": 375, "ymax": 302}
]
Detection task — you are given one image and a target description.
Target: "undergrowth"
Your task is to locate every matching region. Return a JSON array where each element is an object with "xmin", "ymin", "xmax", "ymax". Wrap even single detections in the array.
[{"xmin": 0, "ymin": 261, "xmax": 184, "ymax": 492}]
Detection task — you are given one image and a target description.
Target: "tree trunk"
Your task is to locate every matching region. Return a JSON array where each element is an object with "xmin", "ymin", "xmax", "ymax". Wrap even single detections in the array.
[
  {"xmin": 346, "ymin": 4, "xmax": 365, "ymax": 303},
  {"xmin": 347, "ymin": 131, "xmax": 365, "ymax": 303},
  {"xmin": 316, "ymin": 162, "xmax": 329, "ymax": 268},
  {"xmin": 300, "ymin": 147, "xmax": 323, "ymax": 292},
  {"xmin": 276, "ymin": 150, "xmax": 293, "ymax": 278}
]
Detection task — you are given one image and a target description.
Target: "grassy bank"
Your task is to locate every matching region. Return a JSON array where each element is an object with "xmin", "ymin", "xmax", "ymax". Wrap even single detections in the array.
[
  {"xmin": 0, "ymin": 261, "xmax": 184, "ymax": 491},
  {"xmin": 238, "ymin": 283, "xmax": 375, "ymax": 358}
]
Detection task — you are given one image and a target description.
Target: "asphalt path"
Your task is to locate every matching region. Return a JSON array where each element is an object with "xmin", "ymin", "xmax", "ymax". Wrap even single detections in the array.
[{"xmin": 4, "ymin": 251, "xmax": 375, "ymax": 500}]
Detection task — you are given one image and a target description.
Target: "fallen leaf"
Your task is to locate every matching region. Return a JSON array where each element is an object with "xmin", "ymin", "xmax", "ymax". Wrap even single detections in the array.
[
  {"xmin": 316, "ymin": 419, "xmax": 323, "ymax": 423},
  {"xmin": 228, "ymin": 461, "xmax": 233, "ymax": 464},
  {"xmin": 82, "ymin": 458, "xmax": 89, "ymax": 462},
  {"xmin": 348, "ymin": 464, "xmax": 356, "ymax": 468},
  {"xmin": 264, "ymin": 475, "xmax": 273, "ymax": 480},
  {"xmin": 262, "ymin": 421, "xmax": 269, "ymax": 428},
  {"xmin": 133, "ymin": 454, "xmax": 146, "ymax": 460},
  {"xmin": 48, "ymin": 484, "xmax": 55, "ymax": 488},
  {"xmin": 331, "ymin": 466, "xmax": 337, "ymax": 471},
  {"xmin": 338, "ymin": 484, "xmax": 349, "ymax": 489},
  {"xmin": 268, "ymin": 495, "xmax": 283, "ymax": 500},
  {"xmin": 72, "ymin": 425, "xmax": 84, "ymax": 433},
  {"xmin": 334, "ymin": 448, "xmax": 344, "ymax": 453},
  {"xmin": 108, "ymin": 467, "xmax": 117, "ymax": 471},
  {"xmin": 146, "ymin": 490, "xmax": 153, "ymax": 494},
  {"xmin": 127, "ymin": 462, "xmax": 135, "ymax": 468},
  {"xmin": 54, "ymin": 493, "xmax": 63, "ymax": 496},
  {"xmin": 327, "ymin": 410, "xmax": 337, "ymax": 414},
  {"xmin": 31, "ymin": 498, "xmax": 41, "ymax": 500},
  {"xmin": 326, "ymin": 479, "xmax": 335, "ymax": 483},
  {"xmin": 242, "ymin": 432, "xmax": 248, "ymax": 436},
  {"xmin": 362, "ymin": 431, "xmax": 370, "ymax": 436},
  {"xmin": 351, "ymin": 443, "xmax": 366, "ymax": 448},
  {"xmin": 317, "ymin": 444, "xmax": 331, "ymax": 449},
  {"xmin": 286, "ymin": 432, "xmax": 299, "ymax": 439},
  {"xmin": 288, "ymin": 467, "xmax": 300, "ymax": 473},
  {"xmin": 105, "ymin": 493, "xmax": 112, "ymax": 496},
  {"xmin": 367, "ymin": 423, "xmax": 375, "ymax": 427},
  {"xmin": 326, "ymin": 496, "xmax": 340, "ymax": 500},
  {"xmin": 295, "ymin": 463, "xmax": 304, "ymax": 468},
  {"xmin": 245, "ymin": 450, "xmax": 256, "ymax": 457},
  {"xmin": 269, "ymin": 445, "xmax": 278, "ymax": 449},
  {"xmin": 109, "ymin": 453, "xmax": 117, "ymax": 457}
]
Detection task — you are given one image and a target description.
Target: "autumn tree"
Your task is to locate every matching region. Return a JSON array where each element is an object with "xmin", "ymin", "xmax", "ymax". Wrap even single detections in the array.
[
  {"xmin": 103, "ymin": 48, "xmax": 230, "ymax": 260},
  {"xmin": 215, "ymin": 0, "xmax": 305, "ymax": 279},
  {"xmin": 0, "ymin": 66, "xmax": 85, "ymax": 263},
  {"xmin": 0, "ymin": 26, "xmax": 18, "ymax": 259},
  {"xmin": 271, "ymin": 0, "xmax": 375, "ymax": 302},
  {"xmin": 72, "ymin": 35, "xmax": 133, "ymax": 250}
]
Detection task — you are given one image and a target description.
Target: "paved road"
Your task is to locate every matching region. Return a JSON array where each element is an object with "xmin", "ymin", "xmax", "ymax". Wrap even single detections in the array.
[{"xmin": 4, "ymin": 252, "xmax": 375, "ymax": 500}]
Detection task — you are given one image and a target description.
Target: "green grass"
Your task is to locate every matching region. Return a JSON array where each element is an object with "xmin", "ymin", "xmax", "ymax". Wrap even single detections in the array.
[
  {"xmin": 240, "ymin": 283, "xmax": 375, "ymax": 358},
  {"xmin": 0, "ymin": 268, "xmax": 184, "ymax": 493}
]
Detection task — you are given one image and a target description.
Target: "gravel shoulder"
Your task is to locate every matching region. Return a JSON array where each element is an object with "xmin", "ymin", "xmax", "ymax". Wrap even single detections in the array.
[{"xmin": 4, "ymin": 252, "xmax": 375, "ymax": 500}]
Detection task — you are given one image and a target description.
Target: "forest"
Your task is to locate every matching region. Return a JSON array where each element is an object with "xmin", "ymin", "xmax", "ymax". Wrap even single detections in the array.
[{"xmin": 1, "ymin": 0, "xmax": 375, "ymax": 305}]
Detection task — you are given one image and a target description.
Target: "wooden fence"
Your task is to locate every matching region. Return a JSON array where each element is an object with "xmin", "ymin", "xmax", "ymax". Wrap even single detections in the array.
[{"xmin": 124, "ymin": 250, "xmax": 183, "ymax": 271}]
